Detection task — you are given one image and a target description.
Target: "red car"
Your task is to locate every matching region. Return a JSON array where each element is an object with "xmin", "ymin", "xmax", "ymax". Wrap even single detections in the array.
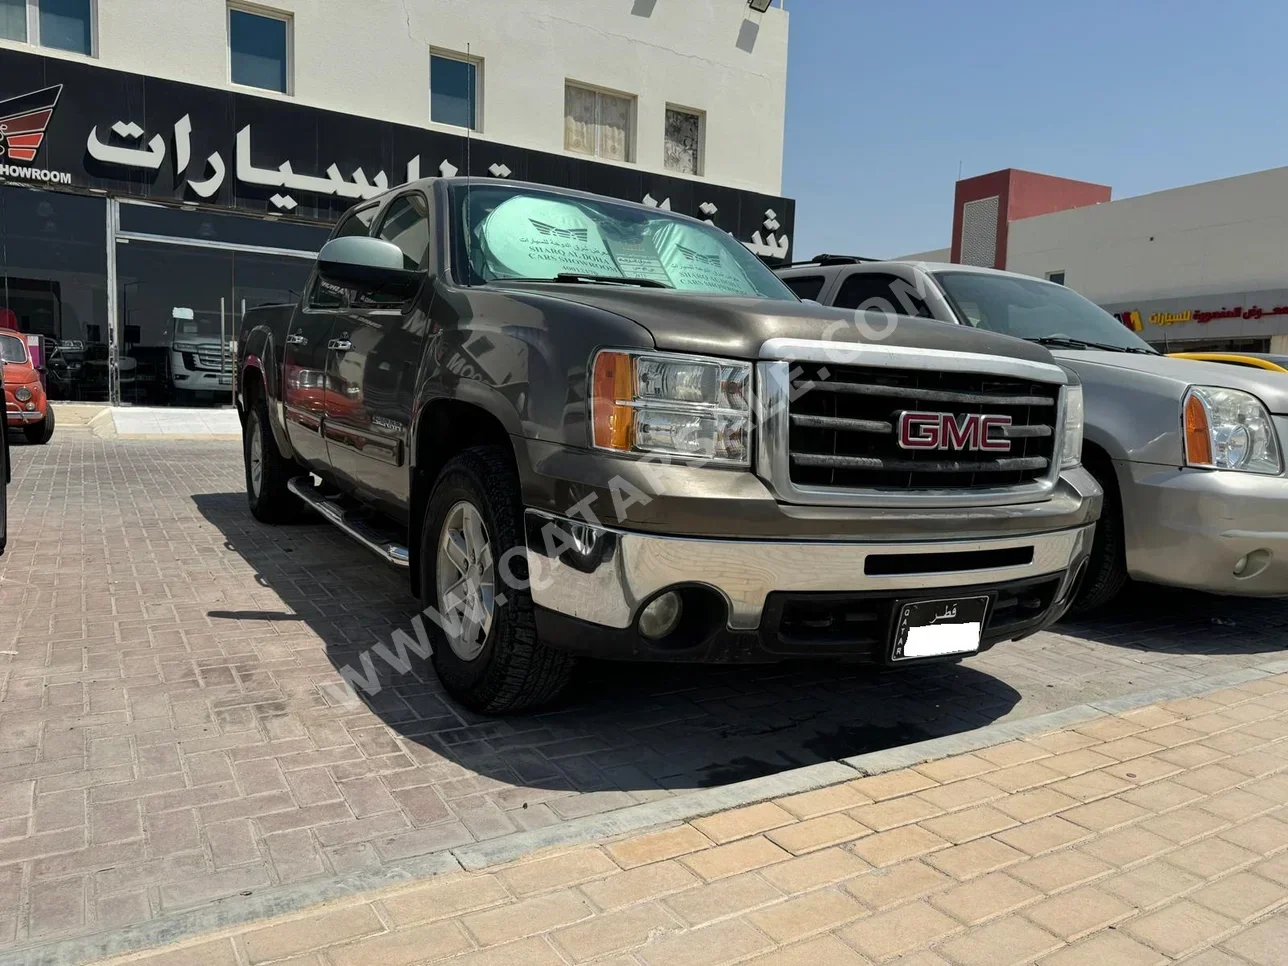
[{"xmin": 2, "ymin": 331, "xmax": 55, "ymax": 444}]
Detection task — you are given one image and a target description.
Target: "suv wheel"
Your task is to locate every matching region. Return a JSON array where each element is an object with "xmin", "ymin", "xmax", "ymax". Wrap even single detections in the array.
[
  {"xmin": 422, "ymin": 446, "xmax": 574, "ymax": 714},
  {"xmin": 1072, "ymin": 462, "xmax": 1128, "ymax": 613}
]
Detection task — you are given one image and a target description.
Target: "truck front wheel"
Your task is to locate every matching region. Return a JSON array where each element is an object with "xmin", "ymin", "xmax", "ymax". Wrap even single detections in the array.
[
  {"xmin": 1071, "ymin": 462, "xmax": 1128, "ymax": 613},
  {"xmin": 245, "ymin": 394, "xmax": 303, "ymax": 524},
  {"xmin": 422, "ymin": 446, "xmax": 574, "ymax": 714}
]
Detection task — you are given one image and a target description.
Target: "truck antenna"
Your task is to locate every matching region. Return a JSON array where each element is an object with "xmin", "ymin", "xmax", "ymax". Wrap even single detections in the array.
[{"xmin": 464, "ymin": 42, "xmax": 473, "ymax": 288}]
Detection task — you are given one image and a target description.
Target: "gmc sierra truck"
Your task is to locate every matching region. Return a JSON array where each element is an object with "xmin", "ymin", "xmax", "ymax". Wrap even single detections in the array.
[{"xmin": 236, "ymin": 179, "xmax": 1101, "ymax": 714}]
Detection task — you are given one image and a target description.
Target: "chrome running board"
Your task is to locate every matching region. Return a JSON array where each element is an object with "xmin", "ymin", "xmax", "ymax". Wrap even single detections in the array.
[{"xmin": 287, "ymin": 476, "xmax": 410, "ymax": 569}]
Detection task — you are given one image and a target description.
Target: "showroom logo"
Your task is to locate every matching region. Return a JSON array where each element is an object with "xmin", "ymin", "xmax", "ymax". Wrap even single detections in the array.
[{"xmin": 0, "ymin": 84, "xmax": 73, "ymax": 185}]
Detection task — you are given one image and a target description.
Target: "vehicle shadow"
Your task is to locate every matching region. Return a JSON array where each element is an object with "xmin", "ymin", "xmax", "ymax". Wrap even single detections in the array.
[
  {"xmin": 1055, "ymin": 581, "xmax": 1288, "ymax": 658},
  {"xmin": 193, "ymin": 491, "xmax": 1023, "ymax": 794}
]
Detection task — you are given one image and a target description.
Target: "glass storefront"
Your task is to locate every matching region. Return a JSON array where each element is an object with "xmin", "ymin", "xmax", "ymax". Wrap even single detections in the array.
[
  {"xmin": 0, "ymin": 185, "xmax": 110, "ymax": 401},
  {"xmin": 0, "ymin": 183, "xmax": 330, "ymax": 407}
]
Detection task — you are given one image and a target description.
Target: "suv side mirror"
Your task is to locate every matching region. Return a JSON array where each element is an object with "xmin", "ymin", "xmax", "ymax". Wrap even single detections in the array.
[{"xmin": 317, "ymin": 236, "xmax": 424, "ymax": 301}]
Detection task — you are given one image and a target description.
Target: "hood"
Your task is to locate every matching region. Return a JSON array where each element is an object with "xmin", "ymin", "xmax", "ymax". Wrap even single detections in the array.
[
  {"xmin": 507, "ymin": 286, "xmax": 1057, "ymax": 364},
  {"xmin": 2, "ymin": 361, "xmax": 38, "ymax": 385},
  {"xmin": 1057, "ymin": 350, "xmax": 1288, "ymax": 414}
]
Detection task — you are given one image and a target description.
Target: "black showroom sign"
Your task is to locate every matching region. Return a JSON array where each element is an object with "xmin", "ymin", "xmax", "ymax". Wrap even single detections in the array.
[{"xmin": 0, "ymin": 48, "xmax": 793, "ymax": 260}]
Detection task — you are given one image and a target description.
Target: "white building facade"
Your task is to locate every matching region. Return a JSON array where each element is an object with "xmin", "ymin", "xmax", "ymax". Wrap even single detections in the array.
[{"xmin": 1, "ymin": 0, "xmax": 792, "ymax": 406}]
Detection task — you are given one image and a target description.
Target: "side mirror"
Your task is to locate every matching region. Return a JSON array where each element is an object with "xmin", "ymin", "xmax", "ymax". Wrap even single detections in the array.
[{"xmin": 317, "ymin": 236, "xmax": 424, "ymax": 301}]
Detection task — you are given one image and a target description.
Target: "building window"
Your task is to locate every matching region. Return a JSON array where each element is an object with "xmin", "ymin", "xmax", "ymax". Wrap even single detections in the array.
[
  {"xmin": 228, "ymin": 6, "xmax": 291, "ymax": 94},
  {"xmin": 564, "ymin": 83, "xmax": 634, "ymax": 163},
  {"xmin": 664, "ymin": 106, "xmax": 703, "ymax": 176},
  {"xmin": 430, "ymin": 51, "xmax": 480, "ymax": 130},
  {"xmin": 1, "ymin": 0, "xmax": 94, "ymax": 54},
  {"xmin": 1046, "ymin": 271, "xmax": 1066, "ymax": 285}
]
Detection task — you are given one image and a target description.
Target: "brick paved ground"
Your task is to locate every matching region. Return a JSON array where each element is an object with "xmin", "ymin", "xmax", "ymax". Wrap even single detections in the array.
[
  {"xmin": 2, "ymin": 432, "xmax": 1288, "ymax": 956},
  {"xmin": 94, "ymin": 676, "xmax": 1288, "ymax": 966}
]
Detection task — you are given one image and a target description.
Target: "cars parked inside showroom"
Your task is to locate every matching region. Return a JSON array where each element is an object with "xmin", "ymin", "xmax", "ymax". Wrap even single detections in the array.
[
  {"xmin": 778, "ymin": 257, "xmax": 1288, "ymax": 610},
  {"xmin": 235, "ymin": 179, "xmax": 1100, "ymax": 713},
  {"xmin": 1, "ymin": 330, "xmax": 55, "ymax": 444}
]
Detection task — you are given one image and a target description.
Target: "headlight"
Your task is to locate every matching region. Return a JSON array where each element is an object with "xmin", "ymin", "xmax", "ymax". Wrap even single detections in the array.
[
  {"xmin": 173, "ymin": 342, "xmax": 203, "ymax": 353},
  {"xmin": 591, "ymin": 350, "xmax": 751, "ymax": 464},
  {"xmin": 1061, "ymin": 384, "xmax": 1084, "ymax": 468},
  {"xmin": 14, "ymin": 387, "xmax": 32, "ymax": 402},
  {"xmin": 1183, "ymin": 386, "xmax": 1282, "ymax": 474}
]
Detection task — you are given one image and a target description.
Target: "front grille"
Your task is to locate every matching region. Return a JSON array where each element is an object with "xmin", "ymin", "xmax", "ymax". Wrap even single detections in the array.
[
  {"xmin": 788, "ymin": 362, "xmax": 1061, "ymax": 490},
  {"xmin": 765, "ymin": 576, "xmax": 1061, "ymax": 656},
  {"xmin": 196, "ymin": 346, "xmax": 232, "ymax": 372}
]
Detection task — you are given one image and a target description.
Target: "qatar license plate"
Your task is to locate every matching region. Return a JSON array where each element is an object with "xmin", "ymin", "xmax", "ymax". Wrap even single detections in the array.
[{"xmin": 891, "ymin": 595, "xmax": 990, "ymax": 661}]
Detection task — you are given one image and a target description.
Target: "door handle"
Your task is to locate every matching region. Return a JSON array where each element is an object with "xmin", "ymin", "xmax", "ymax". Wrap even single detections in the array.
[
  {"xmin": 328, "ymin": 339, "xmax": 353, "ymax": 352},
  {"xmin": 285, "ymin": 333, "xmax": 307, "ymax": 346}
]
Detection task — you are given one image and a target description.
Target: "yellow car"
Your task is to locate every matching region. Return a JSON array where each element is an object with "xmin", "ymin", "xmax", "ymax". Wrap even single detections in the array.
[{"xmin": 1169, "ymin": 352, "xmax": 1288, "ymax": 372}]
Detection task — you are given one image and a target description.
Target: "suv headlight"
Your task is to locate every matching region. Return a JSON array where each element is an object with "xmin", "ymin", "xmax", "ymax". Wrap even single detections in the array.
[
  {"xmin": 173, "ymin": 342, "xmax": 203, "ymax": 353},
  {"xmin": 1183, "ymin": 386, "xmax": 1282, "ymax": 474},
  {"xmin": 1061, "ymin": 384, "xmax": 1084, "ymax": 468},
  {"xmin": 591, "ymin": 350, "xmax": 751, "ymax": 464}
]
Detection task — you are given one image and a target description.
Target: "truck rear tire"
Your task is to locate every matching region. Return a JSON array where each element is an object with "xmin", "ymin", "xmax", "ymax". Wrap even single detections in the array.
[
  {"xmin": 245, "ymin": 394, "xmax": 303, "ymax": 524},
  {"xmin": 422, "ymin": 446, "xmax": 574, "ymax": 714},
  {"xmin": 1071, "ymin": 462, "xmax": 1128, "ymax": 613}
]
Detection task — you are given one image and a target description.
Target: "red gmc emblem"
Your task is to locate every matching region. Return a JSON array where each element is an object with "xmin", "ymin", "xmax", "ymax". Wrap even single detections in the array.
[{"xmin": 897, "ymin": 411, "xmax": 1012, "ymax": 452}]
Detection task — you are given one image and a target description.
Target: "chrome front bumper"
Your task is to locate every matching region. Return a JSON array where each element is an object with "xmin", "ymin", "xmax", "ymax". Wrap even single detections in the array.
[
  {"xmin": 4, "ymin": 404, "xmax": 43, "ymax": 424},
  {"xmin": 525, "ymin": 508, "xmax": 1095, "ymax": 631}
]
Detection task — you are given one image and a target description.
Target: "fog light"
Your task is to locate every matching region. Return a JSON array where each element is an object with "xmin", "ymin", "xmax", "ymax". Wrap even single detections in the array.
[
  {"xmin": 25, "ymin": 402, "xmax": 35, "ymax": 411},
  {"xmin": 638, "ymin": 592, "xmax": 683, "ymax": 640},
  {"xmin": 1234, "ymin": 555, "xmax": 1249, "ymax": 576}
]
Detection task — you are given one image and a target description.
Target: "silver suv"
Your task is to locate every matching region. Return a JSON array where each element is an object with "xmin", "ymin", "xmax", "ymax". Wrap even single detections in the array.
[{"xmin": 780, "ymin": 257, "xmax": 1288, "ymax": 610}]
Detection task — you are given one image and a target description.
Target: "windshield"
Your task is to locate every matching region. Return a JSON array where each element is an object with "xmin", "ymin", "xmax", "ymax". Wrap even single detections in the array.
[
  {"xmin": 935, "ymin": 271, "xmax": 1155, "ymax": 352},
  {"xmin": 451, "ymin": 184, "xmax": 797, "ymax": 300},
  {"xmin": 0, "ymin": 334, "xmax": 28, "ymax": 365}
]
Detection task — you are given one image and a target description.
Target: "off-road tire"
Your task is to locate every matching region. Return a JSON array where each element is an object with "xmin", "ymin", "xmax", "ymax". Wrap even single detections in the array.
[
  {"xmin": 1072, "ymin": 462, "xmax": 1128, "ymax": 613},
  {"xmin": 23, "ymin": 405, "xmax": 54, "ymax": 444},
  {"xmin": 245, "ymin": 394, "xmax": 304, "ymax": 524},
  {"xmin": 423, "ymin": 445, "xmax": 574, "ymax": 714}
]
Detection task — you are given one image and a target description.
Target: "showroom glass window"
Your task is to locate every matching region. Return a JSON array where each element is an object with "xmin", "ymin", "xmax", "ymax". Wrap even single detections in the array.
[
  {"xmin": 229, "ymin": 6, "xmax": 290, "ymax": 93},
  {"xmin": 1, "ymin": 0, "xmax": 93, "ymax": 53},
  {"xmin": 431, "ymin": 51, "xmax": 480, "ymax": 129},
  {"xmin": 0, "ymin": 186, "xmax": 109, "ymax": 402}
]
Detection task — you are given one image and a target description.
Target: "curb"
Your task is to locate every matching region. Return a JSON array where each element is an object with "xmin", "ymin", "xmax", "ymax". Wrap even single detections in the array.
[{"xmin": 10, "ymin": 657, "xmax": 1288, "ymax": 966}]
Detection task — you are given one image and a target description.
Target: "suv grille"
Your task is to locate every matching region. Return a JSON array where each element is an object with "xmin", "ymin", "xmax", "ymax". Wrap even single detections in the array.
[{"xmin": 788, "ymin": 362, "xmax": 1061, "ymax": 490}]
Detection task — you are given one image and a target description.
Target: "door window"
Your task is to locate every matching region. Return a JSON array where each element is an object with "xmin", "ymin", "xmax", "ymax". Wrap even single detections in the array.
[
  {"xmin": 376, "ymin": 194, "xmax": 430, "ymax": 269},
  {"xmin": 782, "ymin": 275, "xmax": 825, "ymax": 301},
  {"xmin": 833, "ymin": 272, "xmax": 932, "ymax": 317}
]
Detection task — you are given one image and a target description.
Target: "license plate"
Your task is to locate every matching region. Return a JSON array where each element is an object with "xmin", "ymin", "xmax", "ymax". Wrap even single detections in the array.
[{"xmin": 891, "ymin": 595, "xmax": 990, "ymax": 661}]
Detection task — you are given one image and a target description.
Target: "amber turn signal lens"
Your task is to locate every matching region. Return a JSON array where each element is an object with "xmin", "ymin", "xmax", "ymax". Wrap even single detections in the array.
[
  {"xmin": 1184, "ymin": 392, "xmax": 1213, "ymax": 465},
  {"xmin": 592, "ymin": 351, "xmax": 635, "ymax": 451}
]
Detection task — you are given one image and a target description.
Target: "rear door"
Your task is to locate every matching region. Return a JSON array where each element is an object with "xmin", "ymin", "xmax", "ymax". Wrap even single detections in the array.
[
  {"xmin": 323, "ymin": 190, "xmax": 431, "ymax": 515},
  {"xmin": 282, "ymin": 204, "xmax": 377, "ymax": 470}
]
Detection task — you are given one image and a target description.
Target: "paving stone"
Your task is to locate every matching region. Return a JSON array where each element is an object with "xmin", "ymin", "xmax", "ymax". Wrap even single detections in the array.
[
  {"xmin": 381, "ymin": 875, "xmax": 511, "ymax": 927},
  {"xmin": 241, "ymin": 906, "xmax": 385, "ymax": 964},
  {"xmin": 767, "ymin": 812, "xmax": 870, "ymax": 855},
  {"xmin": 1124, "ymin": 899, "xmax": 1238, "ymax": 958},
  {"xmin": 920, "ymin": 805, "xmax": 1016, "ymax": 844},
  {"xmin": 662, "ymin": 872, "xmax": 782, "ymax": 926},
  {"xmin": 1008, "ymin": 851, "xmax": 1114, "ymax": 893},
  {"xmin": 748, "ymin": 887, "xmax": 867, "ymax": 943},
  {"xmin": 1099, "ymin": 860, "xmax": 1203, "ymax": 910},
  {"xmin": 681, "ymin": 835, "xmax": 791, "ymax": 881},
  {"xmin": 551, "ymin": 902, "xmax": 677, "ymax": 962},
  {"xmin": 928, "ymin": 871, "xmax": 1039, "ymax": 926},
  {"xmin": 606, "ymin": 825, "xmax": 712, "ymax": 869},
  {"xmin": 844, "ymin": 860, "xmax": 951, "ymax": 910},
  {"xmin": 850, "ymin": 824, "xmax": 949, "ymax": 868},
  {"xmin": 463, "ymin": 891, "xmax": 595, "ymax": 947},
  {"xmin": 758, "ymin": 846, "xmax": 872, "ymax": 894},
  {"xmin": 637, "ymin": 918, "xmax": 774, "ymax": 966},
  {"xmin": 742, "ymin": 934, "xmax": 871, "ymax": 966},
  {"xmin": 994, "ymin": 816, "xmax": 1090, "ymax": 856},
  {"xmin": 1221, "ymin": 913, "xmax": 1288, "ymax": 966},
  {"xmin": 1190, "ymin": 871, "xmax": 1288, "ymax": 921},
  {"xmin": 937, "ymin": 915, "xmax": 1062, "ymax": 966},
  {"xmin": 1079, "ymin": 826, "xmax": 1174, "ymax": 868},
  {"xmin": 692, "ymin": 801, "xmax": 796, "ymax": 842},
  {"xmin": 847, "ymin": 770, "xmax": 939, "ymax": 802},
  {"xmin": 328, "ymin": 920, "xmax": 472, "ymax": 966},
  {"xmin": 847, "ymin": 796, "xmax": 945, "ymax": 832},
  {"xmin": 1037, "ymin": 928, "xmax": 1167, "ymax": 966},
  {"xmin": 839, "ymin": 900, "xmax": 960, "ymax": 962},
  {"xmin": 1166, "ymin": 837, "xmax": 1260, "ymax": 879},
  {"xmin": 581, "ymin": 860, "xmax": 700, "ymax": 911},
  {"xmin": 1022, "ymin": 885, "xmax": 1134, "ymax": 940},
  {"xmin": 925, "ymin": 837, "xmax": 1027, "ymax": 880},
  {"xmin": 497, "ymin": 848, "xmax": 618, "ymax": 897}
]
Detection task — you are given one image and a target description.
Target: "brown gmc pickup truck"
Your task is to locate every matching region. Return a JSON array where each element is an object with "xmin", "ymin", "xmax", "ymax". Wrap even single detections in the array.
[{"xmin": 236, "ymin": 178, "xmax": 1101, "ymax": 714}]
